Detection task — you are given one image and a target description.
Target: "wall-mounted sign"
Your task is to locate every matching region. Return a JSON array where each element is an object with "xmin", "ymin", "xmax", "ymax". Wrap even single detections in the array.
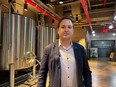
[{"xmin": 91, "ymin": 40, "xmax": 115, "ymax": 48}]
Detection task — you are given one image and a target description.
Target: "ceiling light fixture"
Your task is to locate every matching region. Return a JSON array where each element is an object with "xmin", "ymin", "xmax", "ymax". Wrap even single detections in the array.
[
  {"xmin": 70, "ymin": 14, "xmax": 72, "ymax": 17},
  {"xmin": 92, "ymin": 31, "xmax": 95, "ymax": 34},
  {"xmin": 59, "ymin": 1, "xmax": 63, "ymax": 4},
  {"xmin": 24, "ymin": 1, "xmax": 28, "ymax": 11},
  {"xmin": 76, "ymin": 15, "xmax": 78, "ymax": 22},
  {"xmin": 52, "ymin": 20, "xmax": 54, "ymax": 25},
  {"xmin": 109, "ymin": 24, "xmax": 113, "ymax": 29},
  {"xmin": 112, "ymin": 33, "xmax": 116, "ymax": 36},
  {"xmin": 92, "ymin": 33, "xmax": 96, "ymax": 36}
]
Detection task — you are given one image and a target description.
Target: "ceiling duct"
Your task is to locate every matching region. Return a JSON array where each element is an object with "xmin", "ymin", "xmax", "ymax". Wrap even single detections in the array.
[{"xmin": 25, "ymin": 0, "xmax": 60, "ymax": 22}]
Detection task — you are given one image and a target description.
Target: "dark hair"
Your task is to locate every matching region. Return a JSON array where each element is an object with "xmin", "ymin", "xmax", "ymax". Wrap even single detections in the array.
[{"xmin": 57, "ymin": 16, "xmax": 74, "ymax": 28}]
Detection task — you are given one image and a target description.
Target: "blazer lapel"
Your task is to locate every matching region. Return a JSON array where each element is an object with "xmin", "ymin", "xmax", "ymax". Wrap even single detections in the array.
[
  {"xmin": 53, "ymin": 40, "xmax": 61, "ymax": 87},
  {"xmin": 53, "ymin": 40, "xmax": 61, "ymax": 69},
  {"xmin": 73, "ymin": 42, "xmax": 79, "ymax": 67},
  {"xmin": 73, "ymin": 42, "xmax": 80, "ymax": 86}
]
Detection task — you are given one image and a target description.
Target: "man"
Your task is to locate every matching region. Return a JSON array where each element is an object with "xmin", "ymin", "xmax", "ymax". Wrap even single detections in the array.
[{"xmin": 38, "ymin": 16, "xmax": 92, "ymax": 87}]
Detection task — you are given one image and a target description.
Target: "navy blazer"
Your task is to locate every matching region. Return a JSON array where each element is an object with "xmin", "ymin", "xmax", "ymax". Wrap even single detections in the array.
[{"xmin": 38, "ymin": 40, "xmax": 92, "ymax": 87}]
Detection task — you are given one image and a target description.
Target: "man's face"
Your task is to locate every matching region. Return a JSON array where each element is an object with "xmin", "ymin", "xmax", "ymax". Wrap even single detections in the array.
[{"xmin": 57, "ymin": 19, "xmax": 74, "ymax": 40}]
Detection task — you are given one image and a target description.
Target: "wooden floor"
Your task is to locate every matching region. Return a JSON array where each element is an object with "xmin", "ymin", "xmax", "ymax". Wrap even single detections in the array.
[
  {"xmin": 17, "ymin": 58, "xmax": 116, "ymax": 87},
  {"xmin": 89, "ymin": 58, "xmax": 116, "ymax": 87}
]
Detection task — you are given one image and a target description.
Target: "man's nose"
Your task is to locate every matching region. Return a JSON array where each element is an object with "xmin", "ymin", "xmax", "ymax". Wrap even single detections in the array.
[{"xmin": 64, "ymin": 27, "xmax": 69, "ymax": 31}]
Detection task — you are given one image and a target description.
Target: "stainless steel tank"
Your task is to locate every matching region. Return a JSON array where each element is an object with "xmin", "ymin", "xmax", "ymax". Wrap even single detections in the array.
[
  {"xmin": 0, "ymin": 13, "xmax": 36, "ymax": 70},
  {"xmin": 38, "ymin": 26, "xmax": 56, "ymax": 60},
  {"xmin": 36, "ymin": 15, "xmax": 56, "ymax": 61}
]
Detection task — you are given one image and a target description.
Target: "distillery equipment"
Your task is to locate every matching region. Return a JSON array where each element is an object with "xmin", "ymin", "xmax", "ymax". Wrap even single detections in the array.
[{"xmin": 0, "ymin": 13, "xmax": 36, "ymax": 70}]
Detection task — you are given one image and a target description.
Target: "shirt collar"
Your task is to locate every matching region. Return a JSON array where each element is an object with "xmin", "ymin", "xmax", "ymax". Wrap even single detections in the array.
[{"xmin": 58, "ymin": 39, "xmax": 73, "ymax": 50}]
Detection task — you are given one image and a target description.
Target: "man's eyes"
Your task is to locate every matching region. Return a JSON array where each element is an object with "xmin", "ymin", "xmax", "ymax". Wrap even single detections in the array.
[
  {"xmin": 68, "ymin": 26, "xmax": 72, "ymax": 29},
  {"xmin": 61, "ymin": 26, "xmax": 73, "ymax": 29}
]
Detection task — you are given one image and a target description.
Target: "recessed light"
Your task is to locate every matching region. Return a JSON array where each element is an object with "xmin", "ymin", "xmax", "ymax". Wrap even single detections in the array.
[
  {"xmin": 59, "ymin": 1, "xmax": 63, "ymax": 4},
  {"xmin": 93, "ymin": 34, "xmax": 96, "ymax": 36},
  {"xmin": 92, "ymin": 31, "xmax": 95, "ymax": 34},
  {"xmin": 109, "ymin": 24, "xmax": 113, "ymax": 29},
  {"xmin": 112, "ymin": 33, "xmax": 116, "ymax": 36}
]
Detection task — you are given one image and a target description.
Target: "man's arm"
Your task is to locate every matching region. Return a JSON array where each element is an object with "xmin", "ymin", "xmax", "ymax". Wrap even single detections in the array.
[
  {"xmin": 82, "ymin": 46, "xmax": 92, "ymax": 87},
  {"xmin": 38, "ymin": 48, "xmax": 49, "ymax": 87}
]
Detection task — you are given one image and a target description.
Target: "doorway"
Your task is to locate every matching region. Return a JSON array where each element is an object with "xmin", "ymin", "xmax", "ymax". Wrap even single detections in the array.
[{"xmin": 91, "ymin": 40, "xmax": 115, "ymax": 57}]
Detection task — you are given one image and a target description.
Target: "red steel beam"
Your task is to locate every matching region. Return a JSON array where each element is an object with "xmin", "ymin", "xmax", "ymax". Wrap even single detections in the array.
[
  {"xmin": 80, "ymin": 0, "xmax": 93, "ymax": 31},
  {"xmin": 25, "ymin": 0, "xmax": 59, "ymax": 22}
]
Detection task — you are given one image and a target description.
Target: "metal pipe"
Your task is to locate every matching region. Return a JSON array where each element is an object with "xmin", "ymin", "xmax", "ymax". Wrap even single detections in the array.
[
  {"xmin": 31, "ymin": 20, "xmax": 36, "ymax": 53},
  {"xmin": 33, "ymin": 59, "xmax": 36, "ymax": 79},
  {"xmin": 34, "ymin": 0, "xmax": 60, "ymax": 19},
  {"xmin": 16, "ymin": 15, "xmax": 21, "ymax": 60},
  {"xmin": 10, "ymin": 63, "xmax": 15, "ymax": 87},
  {"xmin": 74, "ymin": 21, "xmax": 111, "ymax": 27},
  {"xmin": 88, "ymin": 8, "xmax": 115, "ymax": 14},
  {"xmin": 37, "ymin": 24, "xmax": 40, "ymax": 61},
  {"xmin": 87, "ymin": 0, "xmax": 91, "ymax": 10},
  {"xmin": 52, "ymin": 28, "xmax": 56, "ymax": 42},
  {"xmin": 80, "ymin": 0, "xmax": 93, "ymax": 31},
  {"xmin": 24, "ymin": 16, "xmax": 27, "ymax": 54},
  {"xmin": 8, "ymin": 1, "xmax": 13, "ymax": 64},
  {"xmin": 11, "ymin": 14, "xmax": 15, "ymax": 63},
  {"xmin": 10, "ymin": 3, "xmax": 17, "ymax": 13},
  {"xmin": 45, "ymin": 27, "xmax": 49, "ymax": 45},
  {"xmin": 46, "ymin": 27, "xmax": 49, "ymax": 45},
  {"xmin": 40, "ymin": 15, "xmax": 44, "ymax": 59},
  {"xmin": 40, "ymin": 26, "xmax": 44, "ymax": 59},
  {"xmin": 30, "ymin": 19, "xmax": 33, "ymax": 51},
  {"xmin": 50, "ymin": 28, "xmax": 53, "ymax": 43},
  {"xmin": 25, "ymin": 0, "xmax": 59, "ymax": 22},
  {"xmin": 0, "ymin": 4, "xmax": 2, "ymax": 47}
]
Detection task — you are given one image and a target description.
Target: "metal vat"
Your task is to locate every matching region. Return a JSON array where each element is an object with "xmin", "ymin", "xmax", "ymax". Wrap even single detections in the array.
[{"xmin": 0, "ymin": 13, "xmax": 36, "ymax": 70}]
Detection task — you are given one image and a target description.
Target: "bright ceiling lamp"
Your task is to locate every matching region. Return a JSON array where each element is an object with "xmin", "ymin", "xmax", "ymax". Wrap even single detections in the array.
[
  {"xmin": 109, "ymin": 24, "xmax": 113, "ymax": 29},
  {"xmin": 92, "ymin": 33, "xmax": 96, "ymax": 36},
  {"xmin": 112, "ymin": 33, "xmax": 116, "ymax": 36},
  {"xmin": 24, "ymin": 1, "xmax": 28, "ymax": 11},
  {"xmin": 59, "ymin": 1, "xmax": 63, "ymax": 4},
  {"xmin": 92, "ymin": 31, "xmax": 95, "ymax": 34},
  {"xmin": 76, "ymin": 15, "xmax": 78, "ymax": 22}
]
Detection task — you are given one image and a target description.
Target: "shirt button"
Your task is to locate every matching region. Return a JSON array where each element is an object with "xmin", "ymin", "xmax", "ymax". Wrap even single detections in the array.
[
  {"xmin": 68, "ymin": 76, "xmax": 69, "ymax": 78},
  {"xmin": 68, "ymin": 67, "xmax": 69, "ymax": 69}
]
